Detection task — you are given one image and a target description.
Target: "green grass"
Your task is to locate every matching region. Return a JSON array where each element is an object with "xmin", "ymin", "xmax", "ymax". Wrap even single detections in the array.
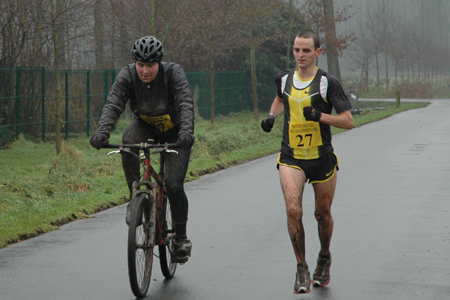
[{"xmin": 0, "ymin": 100, "xmax": 429, "ymax": 248}]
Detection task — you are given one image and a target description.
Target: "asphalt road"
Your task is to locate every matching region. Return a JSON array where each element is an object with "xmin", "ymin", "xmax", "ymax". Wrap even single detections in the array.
[{"xmin": 1, "ymin": 99, "xmax": 450, "ymax": 300}]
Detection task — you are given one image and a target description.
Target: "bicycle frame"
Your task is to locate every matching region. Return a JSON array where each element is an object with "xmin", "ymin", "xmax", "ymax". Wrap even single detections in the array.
[
  {"xmin": 107, "ymin": 142, "xmax": 178, "ymax": 246},
  {"xmin": 106, "ymin": 142, "xmax": 179, "ymax": 298},
  {"xmin": 142, "ymin": 148, "xmax": 166, "ymax": 247}
]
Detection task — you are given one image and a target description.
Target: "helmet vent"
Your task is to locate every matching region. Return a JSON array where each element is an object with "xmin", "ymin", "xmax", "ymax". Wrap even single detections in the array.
[{"xmin": 131, "ymin": 36, "xmax": 164, "ymax": 62}]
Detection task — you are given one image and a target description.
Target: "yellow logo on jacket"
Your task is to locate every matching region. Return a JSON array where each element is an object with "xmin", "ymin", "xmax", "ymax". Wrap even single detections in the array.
[{"xmin": 140, "ymin": 114, "xmax": 175, "ymax": 132}]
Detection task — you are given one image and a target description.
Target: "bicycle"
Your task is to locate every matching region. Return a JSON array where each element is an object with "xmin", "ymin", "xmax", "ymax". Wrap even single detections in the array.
[{"xmin": 105, "ymin": 141, "xmax": 180, "ymax": 298}]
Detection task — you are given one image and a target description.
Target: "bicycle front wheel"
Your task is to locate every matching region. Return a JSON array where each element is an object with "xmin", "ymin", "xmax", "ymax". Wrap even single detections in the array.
[
  {"xmin": 128, "ymin": 194, "xmax": 154, "ymax": 298},
  {"xmin": 159, "ymin": 194, "xmax": 177, "ymax": 278}
]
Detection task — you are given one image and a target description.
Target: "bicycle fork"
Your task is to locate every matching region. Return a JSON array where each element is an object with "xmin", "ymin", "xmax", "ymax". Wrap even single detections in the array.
[{"xmin": 147, "ymin": 197, "xmax": 157, "ymax": 248}]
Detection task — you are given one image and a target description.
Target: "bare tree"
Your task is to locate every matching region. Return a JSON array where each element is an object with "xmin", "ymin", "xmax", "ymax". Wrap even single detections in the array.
[
  {"xmin": 238, "ymin": 0, "xmax": 281, "ymax": 121},
  {"xmin": 375, "ymin": 0, "xmax": 395, "ymax": 95},
  {"xmin": 0, "ymin": 0, "xmax": 34, "ymax": 67},
  {"xmin": 359, "ymin": 1, "xmax": 388, "ymax": 96},
  {"xmin": 388, "ymin": 15, "xmax": 408, "ymax": 86},
  {"xmin": 29, "ymin": 0, "xmax": 92, "ymax": 154},
  {"xmin": 349, "ymin": 23, "xmax": 374, "ymax": 92},
  {"xmin": 107, "ymin": 0, "xmax": 192, "ymax": 63},
  {"xmin": 302, "ymin": 0, "xmax": 355, "ymax": 82},
  {"xmin": 285, "ymin": 0, "xmax": 306, "ymax": 69},
  {"xmin": 187, "ymin": 0, "xmax": 237, "ymax": 124}
]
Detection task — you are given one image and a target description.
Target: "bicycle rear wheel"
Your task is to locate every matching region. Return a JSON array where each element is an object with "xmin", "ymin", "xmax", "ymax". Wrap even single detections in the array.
[
  {"xmin": 128, "ymin": 194, "xmax": 154, "ymax": 298},
  {"xmin": 159, "ymin": 194, "xmax": 177, "ymax": 278}
]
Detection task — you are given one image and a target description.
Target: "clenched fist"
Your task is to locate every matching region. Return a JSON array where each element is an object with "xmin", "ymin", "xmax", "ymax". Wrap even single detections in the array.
[
  {"xmin": 261, "ymin": 115, "xmax": 275, "ymax": 132},
  {"xmin": 303, "ymin": 106, "xmax": 322, "ymax": 122}
]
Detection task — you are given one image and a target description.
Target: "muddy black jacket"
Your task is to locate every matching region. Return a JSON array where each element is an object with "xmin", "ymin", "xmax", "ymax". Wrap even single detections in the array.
[{"xmin": 97, "ymin": 62, "xmax": 194, "ymax": 136}]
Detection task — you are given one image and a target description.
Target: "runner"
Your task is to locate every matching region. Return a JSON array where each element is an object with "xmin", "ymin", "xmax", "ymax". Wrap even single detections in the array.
[{"xmin": 261, "ymin": 29, "xmax": 354, "ymax": 293}]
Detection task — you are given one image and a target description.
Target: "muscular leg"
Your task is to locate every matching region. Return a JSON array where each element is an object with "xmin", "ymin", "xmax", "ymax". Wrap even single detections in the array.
[
  {"xmin": 312, "ymin": 173, "xmax": 337, "ymax": 255},
  {"xmin": 279, "ymin": 165, "xmax": 308, "ymax": 264}
]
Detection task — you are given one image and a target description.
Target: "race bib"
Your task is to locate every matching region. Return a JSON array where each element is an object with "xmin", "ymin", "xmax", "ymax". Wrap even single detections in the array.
[
  {"xmin": 289, "ymin": 121, "xmax": 323, "ymax": 148},
  {"xmin": 140, "ymin": 114, "xmax": 175, "ymax": 132}
]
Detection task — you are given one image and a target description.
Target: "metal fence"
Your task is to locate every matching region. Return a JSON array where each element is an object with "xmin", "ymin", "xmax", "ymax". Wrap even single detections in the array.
[{"xmin": 0, "ymin": 67, "xmax": 250, "ymax": 143}]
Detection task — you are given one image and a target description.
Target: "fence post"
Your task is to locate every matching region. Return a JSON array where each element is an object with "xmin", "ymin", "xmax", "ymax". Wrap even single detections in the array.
[
  {"xmin": 15, "ymin": 67, "xmax": 21, "ymax": 138},
  {"xmin": 65, "ymin": 71, "xmax": 69, "ymax": 140},
  {"xmin": 86, "ymin": 70, "xmax": 91, "ymax": 137},
  {"xmin": 396, "ymin": 91, "xmax": 401, "ymax": 108},
  {"xmin": 41, "ymin": 67, "xmax": 46, "ymax": 141}
]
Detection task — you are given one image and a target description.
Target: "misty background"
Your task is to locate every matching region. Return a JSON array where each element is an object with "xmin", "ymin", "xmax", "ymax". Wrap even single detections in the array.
[{"xmin": 1, "ymin": 0, "xmax": 449, "ymax": 101}]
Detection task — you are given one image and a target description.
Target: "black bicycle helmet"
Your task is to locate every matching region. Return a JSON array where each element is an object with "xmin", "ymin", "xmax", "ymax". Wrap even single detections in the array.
[{"xmin": 131, "ymin": 36, "xmax": 164, "ymax": 62}]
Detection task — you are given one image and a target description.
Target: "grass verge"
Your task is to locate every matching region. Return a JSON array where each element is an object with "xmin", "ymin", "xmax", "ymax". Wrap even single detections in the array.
[{"xmin": 0, "ymin": 100, "xmax": 429, "ymax": 248}]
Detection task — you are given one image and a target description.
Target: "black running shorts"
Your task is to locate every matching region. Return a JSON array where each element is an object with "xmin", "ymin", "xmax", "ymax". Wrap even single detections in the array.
[{"xmin": 277, "ymin": 152, "xmax": 339, "ymax": 184}]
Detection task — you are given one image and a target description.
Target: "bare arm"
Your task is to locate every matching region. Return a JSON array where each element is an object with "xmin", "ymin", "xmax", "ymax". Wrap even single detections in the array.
[
  {"xmin": 268, "ymin": 95, "xmax": 284, "ymax": 118},
  {"xmin": 319, "ymin": 110, "xmax": 354, "ymax": 129}
]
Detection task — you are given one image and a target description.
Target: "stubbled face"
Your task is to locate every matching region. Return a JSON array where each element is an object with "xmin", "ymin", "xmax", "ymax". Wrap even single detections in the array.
[
  {"xmin": 136, "ymin": 61, "xmax": 159, "ymax": 83},
  {"xmin": 293, "ymin": 37, "xmax": 322, "ymax": 70}
]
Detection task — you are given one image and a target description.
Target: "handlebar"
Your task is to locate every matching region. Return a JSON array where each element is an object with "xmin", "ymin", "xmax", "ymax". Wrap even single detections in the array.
[
  {"xmin": 104, "ymin": 142, "xmax": 180, "ymax": 150},
  {"xmin": 105, "ymin": 142, "xmax": 180, "ymax": 157}
]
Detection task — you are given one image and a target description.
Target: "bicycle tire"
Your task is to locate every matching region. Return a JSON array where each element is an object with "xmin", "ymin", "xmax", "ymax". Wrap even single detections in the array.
[
  {"xmin": 159, "ymin": 194, "xmax": 177, "ymax": 278},
  {"xmin": 128, "ymin": 194, "xmax": 154, "ymax": 298}
]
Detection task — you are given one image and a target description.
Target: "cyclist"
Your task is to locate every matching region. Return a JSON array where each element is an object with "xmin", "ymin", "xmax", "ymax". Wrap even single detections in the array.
[
  {"xmin": 89, "ymin": 36, "xmax": 194, "ymax": 263},
  {"xmin": 261, "ymin": 29, "xmax": 353, "ymax": 293}
]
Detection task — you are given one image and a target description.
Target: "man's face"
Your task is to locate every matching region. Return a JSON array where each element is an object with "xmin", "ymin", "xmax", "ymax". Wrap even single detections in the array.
[
  {"xmin": 136, "ymin": 61, "xmax": 159, "ymax": 83},
  {"xmin": 293, "ymin": 37, "xmax": 322, "ymax": 70}
]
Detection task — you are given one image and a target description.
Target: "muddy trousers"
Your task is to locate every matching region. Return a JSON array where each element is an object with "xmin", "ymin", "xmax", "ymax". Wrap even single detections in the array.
[{"xmin": 121, "ymin": 117, "xmax": 190, "ymax": 238}]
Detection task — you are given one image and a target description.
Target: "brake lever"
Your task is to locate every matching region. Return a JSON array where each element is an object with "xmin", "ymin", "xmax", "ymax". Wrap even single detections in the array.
[
  {"xmin": 107, "ymin": 150, "xmax": 121, "ymax": 156},
  {"xmin": 107, "ymin": 148, "xmax": 139, "ymax": 160}
]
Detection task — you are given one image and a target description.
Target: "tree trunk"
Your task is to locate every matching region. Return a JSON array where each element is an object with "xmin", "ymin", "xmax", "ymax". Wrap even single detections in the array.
[
  {"xmin": 51, "ymin": 0, "xmax": 62, "ymax": 155},
  {"xmin": 250, "ymin": 18, "xmax": 258, "ymax": 121},
  {"xmin": 364, "ymin": 62, "xmax": 369, "ymax": 92},
  {"xmin": 394, "ymin": 59, "xmax": 398, "ymax": 85},
  {"xmin": 151, "ymin": 0, "xmax": 157, "ymax": 36},
  {"xmin": 56, "ymin": 0, "xmax": 66, "ymax": 70},
  {"xmin": 322, "ymin": 0, "xmax": 342, "ymax": 82},
  {"xmin": 118, "ymin": 2, "xmax": 129, "ymax": 67},
  {"xmin": 208, "ymin": 42, "xmax": 215, "ymax": 124},
  {"xmin": 385, "ymin": 53, "xmax": 389, "ymax": 95},
  {"xmin": 94, "ymin": 0, "xmax": 104, "ymax": 69},
  {"xmin": 66, "ymin": 25, "xmax": 72, "ymax": 70},
  {"xmin": 375, "ymin": 53, "xmax": 380, "ymax": 97},
  {"xmin": 418, "ymin": 58, "xmax": 421, "ymax": 81},
  {"xmin": 285, "ymin": 0, "xmax": 294, "ymax": 69}
]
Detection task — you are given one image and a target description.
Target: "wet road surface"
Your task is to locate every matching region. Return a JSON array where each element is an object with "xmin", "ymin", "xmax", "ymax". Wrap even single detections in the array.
[{"xmin": 1, "ymin": 99, "xmax": 449, "ymax": 299}]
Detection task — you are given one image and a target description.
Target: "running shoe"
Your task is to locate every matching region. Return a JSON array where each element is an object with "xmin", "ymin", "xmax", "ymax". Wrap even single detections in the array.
[
  {"xmin": 294, "ymin": 261, "xmax": 311, "ymax": 294},
  {"xmin": 173, "ymin": 238, "xmax": 192, "ymax": 263},
  {"xmin": 313, "ymin": 252, "xmax": 332, "ymax": 287}
]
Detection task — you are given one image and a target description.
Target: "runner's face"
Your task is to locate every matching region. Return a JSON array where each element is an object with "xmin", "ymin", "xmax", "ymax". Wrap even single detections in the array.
[
  {"xmin": 136, "ymin": 61, "xmax": 159, "ymax": 83},
  {"xmin": 293, "ymin": 37, "xmax": 322, "ymax": 70}
]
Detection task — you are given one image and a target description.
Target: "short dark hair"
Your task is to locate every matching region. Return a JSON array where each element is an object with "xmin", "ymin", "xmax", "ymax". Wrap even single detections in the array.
[{"xmin": 296, "ymin": 29, "xmax": 320, "ymax": 50}]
